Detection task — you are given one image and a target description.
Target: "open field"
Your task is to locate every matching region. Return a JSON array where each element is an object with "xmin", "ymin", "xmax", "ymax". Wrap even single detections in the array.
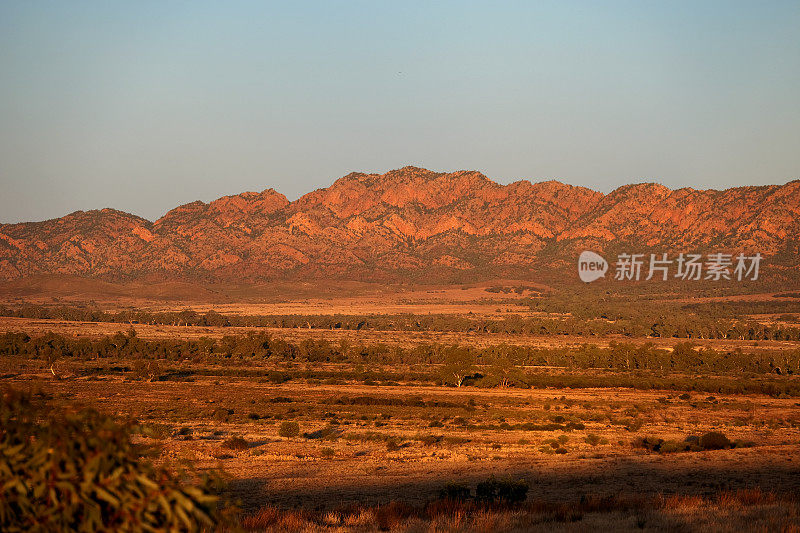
[
  {"xmin": 4, "ymin": 281, "xmax": 800, "ymax": 531},
  {"xmin": 8, "ymin": 375, "xmax": 800, "ymax": 508},
  {"xmin": 5, "ymin": 362, "xmax": 800, "ymax": 531},
  {"xmin": 0, "ymin": 276, "xmax": 543, "ymax": 316}
]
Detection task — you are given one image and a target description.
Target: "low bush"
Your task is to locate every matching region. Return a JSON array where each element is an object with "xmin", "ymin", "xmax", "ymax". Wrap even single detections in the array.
[
  {"xmin": 584, "ymin": 433, "xmax": 601, "ymax": 446},
  {"xmin": 659, "ymin": 440, "xmax": 693, "ymax": 453},
  {"xmin": 174, "ymin": 425, "xmax": 193, "ymax": 437},
  {"xmin": 545, "ymin": 439, "xmax": 560, "ymax": 449},
  {"xmin": 278, "ymin": 421, "xmax": 300, "ymax": 438},
  {"xmin": 419, "ymin": 434, "xmax": 443, "ymax": 446},
  {"xmin": 439, "ymin": 482, "xmax": 471, "ymax": 501},
  {"xmin": 211, "ymin": 407, "xmax": 234, "ymax": 422},
  {"xmin": 633, "ymin": 432, "xmax": 740, "ymax": 453},
  {"xmin": 320, "ymin": 447, "xmax": 335, "ymax": 458},
  {"xmin": 475, "ymin": 476, "xmax": 529, "ymax": 504},
  {"xmin": 303, "ymin": 425, "xmax": 341, "ymax": 440},
  {"xmin": 632, "ymin": 436, "xmax": 665, "ymax": 451},
  {"xmin": 222, "ymin": 436, "xmax": 250, "ymax": 451},
  {"xmin": 698, "ymin": 431, "xmax": 732, "ymax": 450}
]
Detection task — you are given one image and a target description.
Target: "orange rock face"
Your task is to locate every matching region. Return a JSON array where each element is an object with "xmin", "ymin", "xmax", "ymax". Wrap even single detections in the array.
[{"xmin": 1, "ymin": 167, "xmax": 798, "ymax": 282}]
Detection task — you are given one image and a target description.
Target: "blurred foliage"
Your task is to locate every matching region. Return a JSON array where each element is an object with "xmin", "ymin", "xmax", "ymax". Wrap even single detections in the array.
[{"xmin": 0, "ymin": 387, "xmax": 232, "ymax": 532}]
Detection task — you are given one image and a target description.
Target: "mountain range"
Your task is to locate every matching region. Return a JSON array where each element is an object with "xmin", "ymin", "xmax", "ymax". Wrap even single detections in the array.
[{"xmin": 1, "ymin": 166, "xmax": 798, "ymax": 283}]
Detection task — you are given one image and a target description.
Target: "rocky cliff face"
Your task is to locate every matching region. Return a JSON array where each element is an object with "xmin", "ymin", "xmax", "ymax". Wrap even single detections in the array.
[{"xmin": 1, "ymin": 167, "xmax": 798, "ymax": 282}]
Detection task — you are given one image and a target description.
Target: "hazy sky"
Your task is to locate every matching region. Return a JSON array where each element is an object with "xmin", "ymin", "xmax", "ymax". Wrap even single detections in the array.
[{"xmin": 1, "ymin": 1, "xmax": 799, "ymax": 223}]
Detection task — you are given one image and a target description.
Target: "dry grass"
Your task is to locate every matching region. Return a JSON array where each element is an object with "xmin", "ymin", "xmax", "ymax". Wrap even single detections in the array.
[{"xmin": 239, "ymin": 490, "xmax": 799, "ymax": 532}]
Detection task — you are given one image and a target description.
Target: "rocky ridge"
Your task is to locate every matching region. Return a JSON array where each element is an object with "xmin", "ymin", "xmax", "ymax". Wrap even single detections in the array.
[{"xmin": 1, "ymin": 167, "xmax": 798, "ymax": 282}]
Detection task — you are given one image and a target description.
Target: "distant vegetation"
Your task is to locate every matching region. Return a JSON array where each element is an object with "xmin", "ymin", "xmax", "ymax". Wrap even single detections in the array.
[
  {"xmin": 2, "ymin": 302, "xmax": 800, "ymax": 341},
  {"xmin": 2, "ymin": 330, "xmax": 799, "ymax": 375},
  {"xmin": 2, "ymin": 331, "xmax": 799, "ymax": 397}
]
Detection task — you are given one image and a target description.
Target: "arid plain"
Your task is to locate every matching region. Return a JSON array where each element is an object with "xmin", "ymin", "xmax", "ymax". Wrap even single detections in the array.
[{"xmin": 2, "ymin": 276, "xmax": 800, "ymax": 531}]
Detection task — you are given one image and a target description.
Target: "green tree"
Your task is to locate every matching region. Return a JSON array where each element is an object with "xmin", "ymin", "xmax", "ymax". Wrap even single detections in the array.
[{"xmin": 439, "ymin": 346, "xmax": 475, "ymax": 387}]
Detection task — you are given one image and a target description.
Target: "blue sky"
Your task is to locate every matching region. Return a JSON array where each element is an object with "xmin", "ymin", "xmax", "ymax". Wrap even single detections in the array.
[{"xmin": 1, "ymin": 1, "xmax": 799, "ymax": 222}]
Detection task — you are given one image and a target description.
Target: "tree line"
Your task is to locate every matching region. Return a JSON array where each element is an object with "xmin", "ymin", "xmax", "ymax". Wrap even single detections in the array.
[
  {"xmin": 2, "ymin": 304, "xmax": 800, "ymax": 341},
  {"xmin": 2, "ymin": 330, "xmax": 798, "ymax": 379}
]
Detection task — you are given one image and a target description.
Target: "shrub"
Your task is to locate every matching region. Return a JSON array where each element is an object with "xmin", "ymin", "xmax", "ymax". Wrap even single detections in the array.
[
  {"xmin": 659, "ymin": 440, "xmax": 690, "ymax": 453},
  {"xmin": 303, "ymin": 425, "xmax": 341, "ymax": 440},
  {"xmin": 545, "ymin": 439, "xmax": 560, "ymax": 449},
  {"xmin": 475, "ymin": 476, "xmax": 529, "ymax": 504},
  {"xmin": 698, "ymin": 431, "xmax": 732, "ymax": 450},
  {"xmin": 439, "ymin": 482, "xmax": 471, "ymax": 501},
  {"xmin": 0, "ymin": 387, "xmax": 228, "ymax": 531},
  {"xmin": 419, "ymin": 435, "xmax": 443, "ymax": 446},
  {"xmin": 131, "ymin": 359, "xmax": 161, "ymax": 381},
  {"xmin": 222, "ymin": 436, "xmax": 250, "ymax": 451},
  {"xmin": 625, "ymin": 418, "xmax": 644, "ymax": 432},
  {"xmin": 584, "ymin": 434, "xmax": 601, "ymax": 446},
  {"xmin": 279, "ymin": 421, "xmax": 300, "ymax": 438},
  {"xmin": 173, "ymin": 426, "xmax": 193, "ymax": 440},
  {"xmin": 634, "ymin": 433, "xmax": 737, "ymax": 453},
  {"xmin": 212, "ymin": 407, "xmax": 234, "ymax": 422},
  {"xmin": 320, "ymin": 447, "xmax": 335, "ymax": 458},
  {"xmin": 267, "ymin": 371, "xmax": 290, "ymax": 384},
  {"xmin": 632, "ymin": 436, "xmax": 664, "ymax": 451}
]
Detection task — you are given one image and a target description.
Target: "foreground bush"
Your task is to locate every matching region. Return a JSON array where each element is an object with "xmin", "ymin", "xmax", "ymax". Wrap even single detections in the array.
[{"xmin": 0, "ymin": 387, "xmax": 229, "ymax": 532}]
